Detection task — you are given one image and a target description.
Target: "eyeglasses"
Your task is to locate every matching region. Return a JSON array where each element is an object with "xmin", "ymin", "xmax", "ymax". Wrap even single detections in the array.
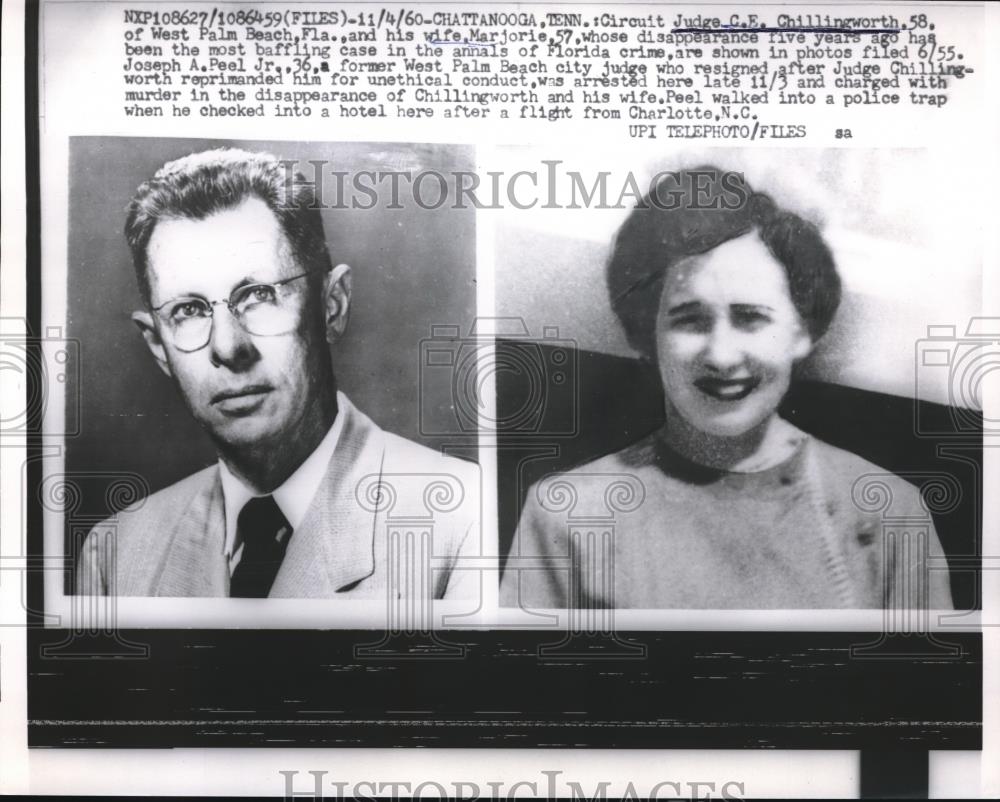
[{"xmin": 151, "ymin": 269, "xmax": 321, "ymax": 352}]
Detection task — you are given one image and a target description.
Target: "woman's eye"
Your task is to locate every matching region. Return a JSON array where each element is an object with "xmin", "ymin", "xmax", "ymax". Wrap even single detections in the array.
[
  {"xmin": 732, "ymin": 310, "xmax": 770, "ymax": 330},
  {"xmin": 669, "ymin": 315, "xmax": 711, "ymax": 332}
]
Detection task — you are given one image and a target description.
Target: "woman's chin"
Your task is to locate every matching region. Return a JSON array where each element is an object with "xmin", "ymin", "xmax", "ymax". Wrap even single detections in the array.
[
  {"xmin": 699, "ymin": 422, "xmax": 761, "ymax": 439},
  {"xmin": 680, "ymin": 408, "xmax": 772, "ymax": 440}
]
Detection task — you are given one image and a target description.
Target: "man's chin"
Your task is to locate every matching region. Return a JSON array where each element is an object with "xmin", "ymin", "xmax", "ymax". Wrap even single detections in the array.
[{"xmin": 203, "ymin": 415, "xmax": 281, "ymax": 451}]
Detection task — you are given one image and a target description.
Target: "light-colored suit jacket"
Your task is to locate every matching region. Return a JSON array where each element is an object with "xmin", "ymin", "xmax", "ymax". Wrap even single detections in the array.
[{"xmin": 77, "ymin": 394, "xmax": 480, "ymax": 598}]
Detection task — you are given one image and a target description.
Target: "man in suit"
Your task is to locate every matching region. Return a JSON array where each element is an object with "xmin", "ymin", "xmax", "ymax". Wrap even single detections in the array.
[{"xmin": 76, "ymin": 148, "xmax": 479, "ymax": 600}]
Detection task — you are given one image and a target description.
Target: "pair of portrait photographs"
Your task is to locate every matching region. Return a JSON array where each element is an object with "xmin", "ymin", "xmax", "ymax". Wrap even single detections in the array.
[{"xmin": 38, "ymin": 136, "xmax": 983, "ymax": 633}]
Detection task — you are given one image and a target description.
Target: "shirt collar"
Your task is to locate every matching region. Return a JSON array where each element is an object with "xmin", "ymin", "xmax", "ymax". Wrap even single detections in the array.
[{"xmin": 219, "ymin": 396, "xmax": 346, "ymax": 564}]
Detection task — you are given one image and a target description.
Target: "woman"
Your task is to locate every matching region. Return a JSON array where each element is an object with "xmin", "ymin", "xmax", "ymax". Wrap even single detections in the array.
[{"xmin": 501, "ymin": 167, "xmax": 954, "ymax": 610}]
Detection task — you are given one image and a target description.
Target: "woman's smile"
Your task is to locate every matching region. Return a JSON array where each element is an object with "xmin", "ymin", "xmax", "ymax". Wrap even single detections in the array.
[{"xmin": 693, "ymin": 376, "xmax": 761, "ymax": 402}]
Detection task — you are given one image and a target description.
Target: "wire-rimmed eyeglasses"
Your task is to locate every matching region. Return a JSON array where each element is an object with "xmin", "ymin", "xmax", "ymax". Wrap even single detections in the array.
[{"xmin": 151, "ymin": 269, "xmax": 322, "ymax": 352}]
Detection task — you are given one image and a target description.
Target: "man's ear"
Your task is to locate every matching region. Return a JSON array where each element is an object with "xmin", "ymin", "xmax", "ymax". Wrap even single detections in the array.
[
  {"xmin": 324, "ymin": 263, "xmax": 352, "ymax": 343},
  {"xmin": 131, "ymin": 310, "xmax": 173, "ymax": 378}
]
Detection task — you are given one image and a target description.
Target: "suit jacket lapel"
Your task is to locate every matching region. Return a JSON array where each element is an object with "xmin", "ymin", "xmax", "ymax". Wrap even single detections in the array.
[
  {"xmin": 270, "ymin": 395, "xmax": 384, "ymax": 597},
  {"xmin": 152, "ymin": 468, "xmax": 229, "ymax": 597}
]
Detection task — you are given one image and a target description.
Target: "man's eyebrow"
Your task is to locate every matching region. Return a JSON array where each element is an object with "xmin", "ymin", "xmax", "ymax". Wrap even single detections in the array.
[
  {"xmin": 231, "ymin": 276, "xmax": 264, "ymax": 290},
  {"xmin": 731, "ymin": 303, "xmax": 776, "ymax": 312},
  {"xmin": 665, "ymin": 301, "xmax": 701, "ymax": 315},
  {"xmin": 163, "ymin": 290, "xmax": 208, "ymax": 301}
]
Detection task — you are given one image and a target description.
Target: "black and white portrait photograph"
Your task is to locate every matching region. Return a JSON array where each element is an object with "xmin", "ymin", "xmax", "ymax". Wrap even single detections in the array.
[
  {"xmin": 6, "ymin": 0, "xmax": 996, "ymax": 796},
  {"xmin": 495, "ymin": 148, "xmax": 983, "ymax": 619},
  {"xmin": 51, "ymin": 137, "xmax": 484, "ymax": 624}
]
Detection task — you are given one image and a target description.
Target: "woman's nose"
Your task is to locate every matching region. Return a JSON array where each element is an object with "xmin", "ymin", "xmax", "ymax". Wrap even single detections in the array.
[{"xmin": 702, "ymin": 321, "xmax": 743, "ymax": 371}]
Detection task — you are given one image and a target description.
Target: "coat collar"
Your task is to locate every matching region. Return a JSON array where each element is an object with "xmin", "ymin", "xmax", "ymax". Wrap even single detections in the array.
[
  {"xmin": 151, "ymin": 392, "xmax": 386, "ymax": 597},
  {"xmin": 152, "ymin": 469, "xmax": 229, "ymax": 597},
  {"xmin": 270, "ymin": 393, "xmax": 385, "ymax": 596}
]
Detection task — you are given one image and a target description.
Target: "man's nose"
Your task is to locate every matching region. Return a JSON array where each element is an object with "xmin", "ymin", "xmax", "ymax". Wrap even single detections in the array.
[
  {"xmin": 208, "ymin": 305, "xmax": 258, "ymax": 369},
  {"xmin": 702, "ymin": 321, "xmax": 743, "ymax": 371}
]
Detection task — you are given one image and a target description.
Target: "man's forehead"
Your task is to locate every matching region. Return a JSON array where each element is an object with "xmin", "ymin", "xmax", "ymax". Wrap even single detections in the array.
[
  {"xmin": 146, "ymin": 197, "xmax": 295, "ymax": 296},
  {"xmin": 148, "ymin": 197, "xmax": 286, "ymax": 257}
]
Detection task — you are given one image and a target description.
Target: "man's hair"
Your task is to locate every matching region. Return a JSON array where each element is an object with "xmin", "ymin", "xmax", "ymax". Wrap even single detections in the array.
[
  {"xmin": 606, "ymin": 166, "xmax": 842, "ymax": 361},
  {"xmin": 125, "ymin": 148, "xmax": 332, "ymax": 306}
]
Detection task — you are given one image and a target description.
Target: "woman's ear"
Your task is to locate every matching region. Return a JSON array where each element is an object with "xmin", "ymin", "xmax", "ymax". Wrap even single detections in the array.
[
  {"xmin": 324, "ymin": 263, "xmax": 352, "ymax": 343},
  {"xmin": 791, "ymin": 327, "xmax": 813, "ymax": 361},
  {"xmin": 131, "ymin": 310, "xmax": 173, "ymax": 378}
]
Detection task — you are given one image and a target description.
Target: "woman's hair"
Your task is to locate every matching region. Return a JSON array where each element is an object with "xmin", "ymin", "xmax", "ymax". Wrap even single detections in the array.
[{"xmin": 606, "ymin": 166, "xmax": 842, "ymax": 360}]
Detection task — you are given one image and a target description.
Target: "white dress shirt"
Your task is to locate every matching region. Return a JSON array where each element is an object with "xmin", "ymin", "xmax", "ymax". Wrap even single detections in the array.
[{"xmin": 218, "ymin": 406, "xmax": 345, "ymax": 575}]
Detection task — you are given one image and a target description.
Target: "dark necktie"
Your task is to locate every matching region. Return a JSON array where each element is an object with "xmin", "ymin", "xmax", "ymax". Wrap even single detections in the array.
[{"xmin": 229, "ymin": 495, "xmax": 293, "ymax": 598}]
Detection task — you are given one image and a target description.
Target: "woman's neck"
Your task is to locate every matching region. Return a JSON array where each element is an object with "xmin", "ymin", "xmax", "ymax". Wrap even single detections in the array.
[{"xmin": 659, "ymin": 410, "xmax": 804, "ymax": 473}]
